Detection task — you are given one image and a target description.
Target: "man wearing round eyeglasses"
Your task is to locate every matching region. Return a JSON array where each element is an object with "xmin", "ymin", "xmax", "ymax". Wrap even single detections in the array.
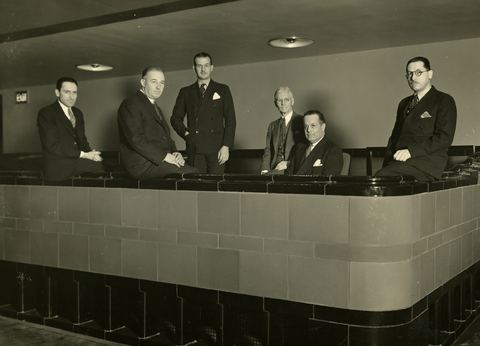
[
  {"xmin": 260, "ymin": 87, "xmax": 305, "ymax": 174},
  {"xmin": 376, "ymin": 56, "xmax": 457, "ymax": 181}
]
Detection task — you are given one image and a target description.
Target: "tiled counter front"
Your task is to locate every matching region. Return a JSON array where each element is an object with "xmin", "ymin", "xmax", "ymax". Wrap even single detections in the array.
[
  {"xmin": 1, "ymin": 183, "xmax": 480, "ymax": 345},
  {"xmin": 2, "ymin": 184, "xmax": 480, "ymax": 309}
]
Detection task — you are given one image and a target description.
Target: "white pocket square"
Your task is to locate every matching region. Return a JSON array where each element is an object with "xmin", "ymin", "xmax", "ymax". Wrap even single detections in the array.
[
  {"xmin": 420, "ymin": 111, "xmax": 432, "ymax": 118},
  {"xmin": 213, "ymin": 92, "xmax": 221, "ymax": 100},
  {"xmin": 313, "ymin": 159, "xmax": 323, "ymax": 167}
]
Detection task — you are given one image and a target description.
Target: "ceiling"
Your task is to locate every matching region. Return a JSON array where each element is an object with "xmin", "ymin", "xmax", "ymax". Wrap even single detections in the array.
[{"xmin": 1, "ymin": 0, "xmax": 480, "ymax": 90}]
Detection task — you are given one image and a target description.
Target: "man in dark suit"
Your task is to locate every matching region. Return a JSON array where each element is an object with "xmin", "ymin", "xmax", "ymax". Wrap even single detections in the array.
[
  {"xmin": 37, "ymin": 77, "xmax": 108, "ymax": 180},
  {"xmin": 376, "ymin": 56, "xmax": 457, "ymax": 181},
  {"xmin": 171, "ymin": 52, "xmax": 236, "ymax": 173},
  {"xmin": 286, "ymin": 110, "xmax": 343, "ymax": 175},
  {"xmin": 260, "ymin": 87, "xmax": 305, "ymax": 174},
  {"xmin": 118, "ymin": 67, "xmax": 198, "ymax": 179}
]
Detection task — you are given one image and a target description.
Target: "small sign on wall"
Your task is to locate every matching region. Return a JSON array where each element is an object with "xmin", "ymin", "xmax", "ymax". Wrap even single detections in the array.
[{"xmin": 15, "ymin": 91, "xmax": 28, "ymax": 103}]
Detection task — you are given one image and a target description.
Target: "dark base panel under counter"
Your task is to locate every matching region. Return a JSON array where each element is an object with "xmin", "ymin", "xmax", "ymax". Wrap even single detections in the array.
[{"xmin": 1, "ymin": 260, "xmax": 480, "ymax": 346}]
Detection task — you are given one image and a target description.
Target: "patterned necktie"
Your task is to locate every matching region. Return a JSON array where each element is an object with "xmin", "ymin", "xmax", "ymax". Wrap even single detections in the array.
[
  {"xmin": 200, "ymin": 83, "xmax": 206, "ymax": 98},
  {"xmin": 153, "ymin": 103, "xmax": 163, "ymax": 121},
  {"xmin": 277, "ymin": 117, "xmax": 287, "ymax": 160},
  {"xmin": 68, "ymin": 108, "xmax": 76, "ymax": 128},
  {"xmin": 281, "ymin": 117, "xmax": 287, "ymax": 137},
  {"xmin": 406, "ymin": 94, "xmax": 419, "ymax": 115}
]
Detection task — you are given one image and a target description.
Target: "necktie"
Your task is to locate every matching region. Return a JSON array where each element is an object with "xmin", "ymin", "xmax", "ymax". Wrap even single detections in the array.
[
  {"xmin": 281, "ymin": 117, "xmax": 287, "ymax": 137},
  {"xmin": 277, "ymin": 117, "xmax": 287, "ymax": 161},
  {"xmin": 154, "ymin": 103, "xmax": 163, "ymax": 121},
  {"xmin": 406, "ymin": 94, "xmax": 419, "ymax": 115},
  {"xmin": 305, "ymin": 144, "xmax": 314, "ymax": 158},
  {"xmin": 200, "ymin": 83, "xmax": 206, "ymax": 98},
  {"xmin": 68, "ymin": 108, "xmax": 76, "ymax": 128},
  {"xmin": 279, "ymin": 117, "xmax": 287, "ymax": 142}
]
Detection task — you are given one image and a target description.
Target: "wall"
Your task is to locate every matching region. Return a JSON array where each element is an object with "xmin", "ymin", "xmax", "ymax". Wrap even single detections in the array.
[
  {"xmin": 2, "ymin": 37, "xmax": 480, "ymax": 153},
  {"xmin": 1, "ymin": 182, "xmax": 480, "ymax": 311}
]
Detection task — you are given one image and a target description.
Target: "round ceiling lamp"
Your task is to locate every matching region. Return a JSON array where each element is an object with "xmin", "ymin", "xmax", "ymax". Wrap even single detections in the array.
[
  {"xmin": 76, "ymin": 64, "xmax": 113, "ymax": 72},
  {"xmin": 268, "ymin": 37, "xmax": 314, "ymax": 49}
]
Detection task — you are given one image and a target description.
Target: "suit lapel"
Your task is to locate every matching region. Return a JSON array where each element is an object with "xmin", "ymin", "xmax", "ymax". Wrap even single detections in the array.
[
  {"xmin": 54, "ymin": 102, "xmax": 76, "ymax": 136},
  {"xmin": 285, "ymin": 118, "xmax": 294, "ymax": 146},
  {"xmin": 136, "ymin": 91, "xmax": 168, "ymax": 130},
  {"xmin": 151, "ymin": 103, "xmax": 170, "ymax": 132},
  {"xmin": 272, "ymin": 118, "xmax": 281, "ymax": 151},
  {"xmin": 188, "ymin": 83, "xmax": 202, "ymax": 108},
  {"xmin": 402, "ymin": 87, "xmax": 436, "ymax": 131},
  {"xmin": 296, "ymin": 142, "xmax": 310, "ymax": 172},
  {"xmin": 198, "ymin": 80, "xmax": 215, "ymax": 115},
  {"xmin": 298, "ymin": 139, "xmax": 325, "ymax": 174}
]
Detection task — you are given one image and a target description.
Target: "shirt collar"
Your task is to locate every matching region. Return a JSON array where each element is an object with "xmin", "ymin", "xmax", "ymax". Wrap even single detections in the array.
[
  {"xmin": 197, "ymin": 79, "xmax": 211, "ymax": 89},
  {"xmin": 140, "ymin": 89, "xmax": 156, "ymax": 104},
  {"xmin": 416, "ymin": 85, "xmax": 432, "ymax": 101},
  {"xmin": 281, "ymin": 110, "xmax": 294, "ymax": 125},
  {"xmin": 309, "ymin": 135, "xmax": 324, "ymax": 149},
  {"xmin": 57, "ymin": 100, "xmax": 71, "ymax": 117}
]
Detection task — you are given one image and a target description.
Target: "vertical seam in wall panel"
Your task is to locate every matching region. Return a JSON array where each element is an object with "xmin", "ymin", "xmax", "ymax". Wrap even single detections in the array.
[
  {"xmin": 195, "ymin": 192, "xmax": 198, "ymax": 233},
  {"xmin": 56, "ymin": 187, "xmax": 59, "ymax": 223}
]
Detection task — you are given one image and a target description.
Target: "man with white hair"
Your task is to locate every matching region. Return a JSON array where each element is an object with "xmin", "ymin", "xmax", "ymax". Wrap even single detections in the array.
[{"xmin": 260, "ymin": 87, "xmax": 305, "ymax": 174}]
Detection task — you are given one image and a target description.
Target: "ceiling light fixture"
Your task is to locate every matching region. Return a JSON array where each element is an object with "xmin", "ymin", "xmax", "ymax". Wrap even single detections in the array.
[
  {"xmin": 268, "ymin": 37, "xmax": 314, "ymax": 49},
  {"xmin": 76, "ymin": 64, "xmax": 113, "ymax": 72}
]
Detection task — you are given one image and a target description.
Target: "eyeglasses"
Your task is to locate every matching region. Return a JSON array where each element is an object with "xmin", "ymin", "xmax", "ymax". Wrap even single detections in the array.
[
  {"xmin": 275, "ymin": 98, "xmax": 291, "ymax": 104},
  {"xmin": 405, "ymin": 69, "xmax": 429, "ymax": 79}
]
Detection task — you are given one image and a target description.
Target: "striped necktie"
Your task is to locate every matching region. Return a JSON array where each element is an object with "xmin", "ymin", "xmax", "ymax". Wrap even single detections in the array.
[
  {"xmin": 68, "ymin": 108, "xmax": 76, "ymax": 128},
  {"xmin": 200, "ymin": 83, "xmax": 206, "ymax": 98}
]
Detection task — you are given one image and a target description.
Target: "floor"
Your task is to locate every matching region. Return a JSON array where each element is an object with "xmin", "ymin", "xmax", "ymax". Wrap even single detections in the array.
[
  {"xmin": 450, "ymin": 316, "xmax": 480, "ymax": 346},
  {"xmin": 0, "ymin": 316, "xmax": 209, "ymax": 346},
  {"xmin": 0, "ymin": 316, "xmax": 124, "ymax": 346}
]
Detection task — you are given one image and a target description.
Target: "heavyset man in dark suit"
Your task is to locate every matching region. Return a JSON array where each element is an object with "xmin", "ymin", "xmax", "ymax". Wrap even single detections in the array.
[
  {"xmin": 171, "ymin": 52, "xmax": 236, "ymax": 173},
  {"xmin": 37, "ymin": 77, "xmax": 108, "ymax": 180},
  {"xmin": 286, "ymin": 110, "xmax": 344, "ymax": 175},
  {"xmin": 376, "ymin": 56, "xmax": 457, "ymax": 181},
  {"xmin": 260, "ymin": 87, "xmax": 305, "ymax": 174},
  {"xmin": 117, "ymin": 67, "xmax": 198, "ymax": 179}
]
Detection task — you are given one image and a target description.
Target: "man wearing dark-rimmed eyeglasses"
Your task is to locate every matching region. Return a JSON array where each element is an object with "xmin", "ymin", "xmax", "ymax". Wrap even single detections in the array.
[{"xmin": 376, "ymin": 56, "xmax": 457, "ymax": 181}]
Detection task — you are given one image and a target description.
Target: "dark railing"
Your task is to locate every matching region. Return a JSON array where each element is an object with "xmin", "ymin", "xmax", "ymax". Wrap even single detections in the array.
[{"xmin": 0, "ymin": 146, "xmax": 479, "ymax": 197}]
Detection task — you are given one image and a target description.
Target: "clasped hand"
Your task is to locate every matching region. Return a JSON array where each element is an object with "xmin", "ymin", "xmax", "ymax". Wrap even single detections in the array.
[
  {"xmin": 82, "ymin": 150, "xmax": 103, "ymax": 162},
  {"xmin": 164, "ymin": 152, "xmax": 185, "ymax": 167},
  {"xmin": 274, "ymin": 161, "xmax": 289, "ymax": 171}
]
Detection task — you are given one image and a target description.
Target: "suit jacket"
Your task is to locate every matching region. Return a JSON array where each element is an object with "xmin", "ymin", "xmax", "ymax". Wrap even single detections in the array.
[
  {"xmin": 118, "ymin": 90, "xmax": 177, "ymax": 178},
  {"xmin": 383, "ymin": 86, "xmax": 457, "ymax": 179},
  {"xmin": 171, "ymin": 80, "xmax": 236, "ymax": 155},
  {"xmin": 286, "ymin": 137, "xmax": 344, "ymax": 175},
  {"xmin": 37, "ymin": 101, "xmax": 92, "ymax": 180},
  {"xmin": 260, "ymin": 112, "xmax": 305, "ymax": 171}
]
